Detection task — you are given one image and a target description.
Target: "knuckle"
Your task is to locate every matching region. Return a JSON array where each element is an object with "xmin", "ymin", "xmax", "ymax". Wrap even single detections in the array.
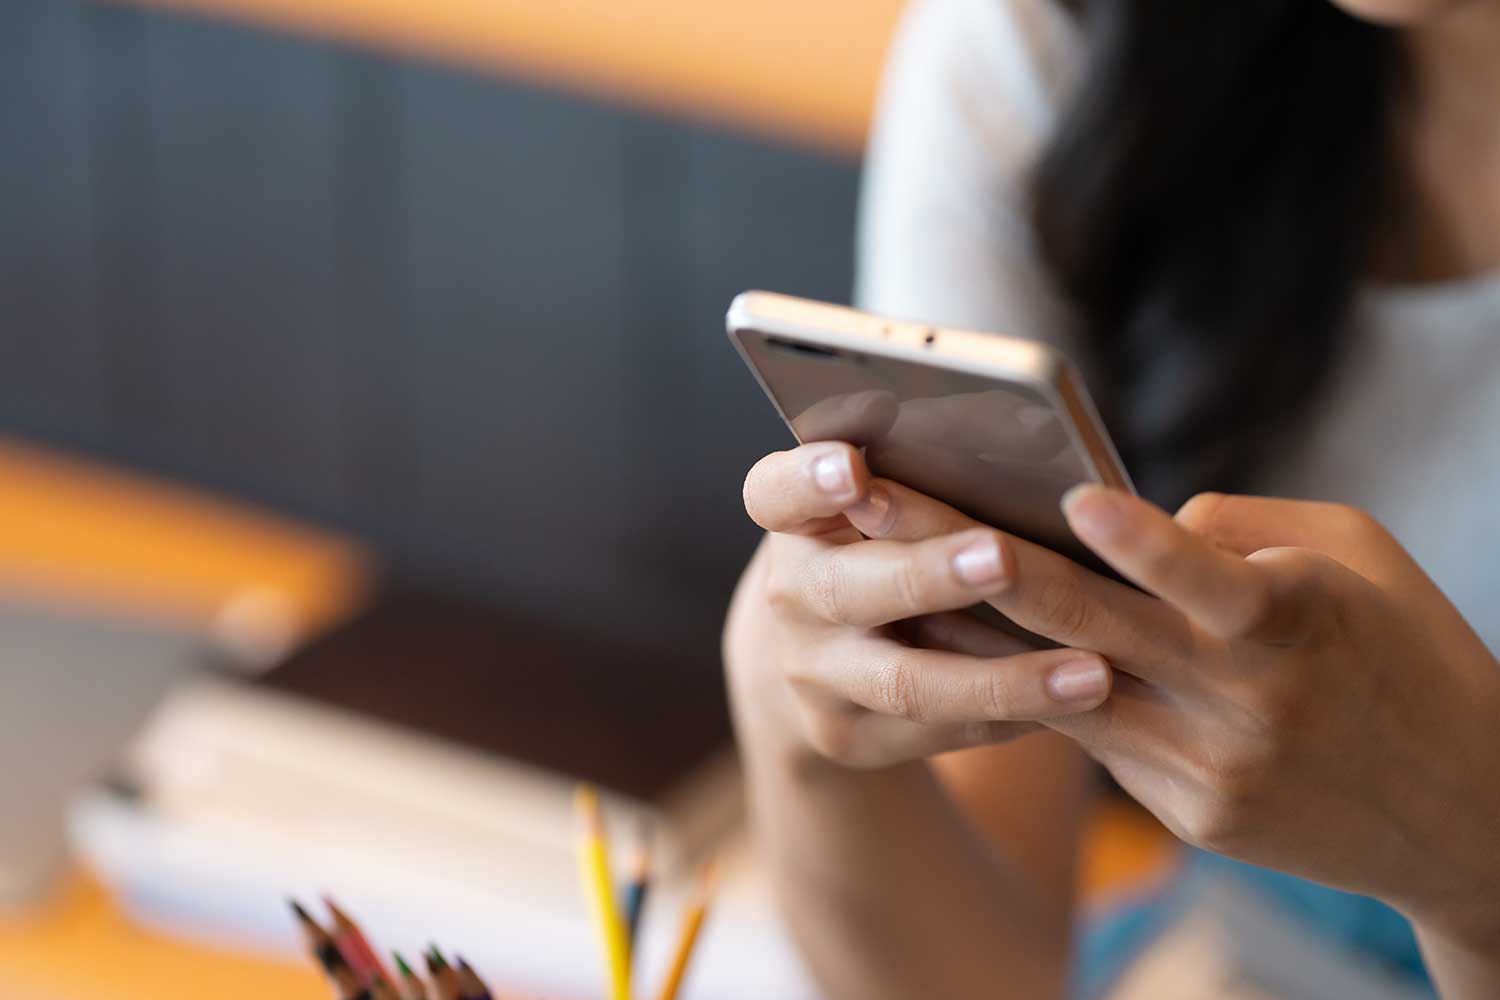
[
  {"xmin": 1176, "ymin": 794, "xmax": 1241, "ymax": 852},
  {"xmin": 1334, "ymin": 503, "xmax": 1385, "ymax": 540},
  {"xmin": 802, "ymin": 710, "xmax": 861, "ymax": 766},
  {"xmin": 1281, "ymin": 553, "xmax": 1340, "ymax": 622},
  {"xmin": 1226, "ymin": 576, "xmax": 1277, "ymax": 639},
  {"xmin": 1249, "ymin": 679, "xmax": 1306, "ymax": 732},
  {"xmin": 1031, "ymin": 569, "xmax": 1094, "ymax": 642},
  {"xmin": 892, "ymin": 554, "xmax": 927, "ymax": 617},
  {"xmin": 1266, "ymin": 548, "xmax": 1324, "ymax": 593},
  {"xmin": 869, "ymin": 656, "xmax": 922, "ymax": 722},
  {"xmin": 1180, "ymin": 745, "xmax": 1275, "ymax": 850},
  {"xmin": 977, "ymin": 668, "xmax": 1020, "ymax": 721},
  {"xmin": 1248, "ymin": 548, "xmax": 1333, "ymax": 643},
  {"xmin": 761, "ymin": 556, "xmax": 803, "ymax": 617},
  {"xmin": 1174, "ymin": 491, "xmax": 1229, "ymax": 532},
  {"xmin": 801, "ymin": 555, "xmax": 853, "ymax": 624}
]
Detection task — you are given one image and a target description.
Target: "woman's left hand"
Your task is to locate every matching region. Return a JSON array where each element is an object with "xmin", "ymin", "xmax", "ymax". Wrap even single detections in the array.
[
  {"xmin": 1045, "ymin": 488, "xmax": 1500, "ymax": 952},
  {"xmin": 850, "ymin": 480, "xmax": 1500, "ymax": 959}
]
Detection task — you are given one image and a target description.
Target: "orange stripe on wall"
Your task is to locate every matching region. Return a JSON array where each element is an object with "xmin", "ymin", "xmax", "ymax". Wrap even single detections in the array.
[
  {"xmin": 0, "ymin": 437, "xmax": 371, "ymax": 637},
  {"xmin": 113, "ymin": 0, "xmax": 908, "ymax": 156}
]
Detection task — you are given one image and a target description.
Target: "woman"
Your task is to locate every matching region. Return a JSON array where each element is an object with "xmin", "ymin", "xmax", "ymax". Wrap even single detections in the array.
[{"xmin": 724, "ymin": 0, "xmax": 1500, "ymax": 997}]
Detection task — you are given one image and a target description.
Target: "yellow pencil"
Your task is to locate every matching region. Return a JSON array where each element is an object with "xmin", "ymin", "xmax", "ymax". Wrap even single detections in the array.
[
  {"xmin": 654, "ymin": 863, "xmax": 718, "ymax": 1000},
  {"xmin": 576, "ymin": 785, "xmax": 632, "ymax": 1000}
]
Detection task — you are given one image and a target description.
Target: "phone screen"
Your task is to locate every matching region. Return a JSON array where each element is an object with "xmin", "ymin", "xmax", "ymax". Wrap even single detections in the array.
[{"xmin": 736, "ymin": 330, "xmax": 1113, "ymax": 577}]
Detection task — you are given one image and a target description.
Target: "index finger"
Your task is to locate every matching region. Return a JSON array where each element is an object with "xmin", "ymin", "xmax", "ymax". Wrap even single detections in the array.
[{"xmin": 1062, "ymin": 485, "xmax": 1283, "ymax": 642}]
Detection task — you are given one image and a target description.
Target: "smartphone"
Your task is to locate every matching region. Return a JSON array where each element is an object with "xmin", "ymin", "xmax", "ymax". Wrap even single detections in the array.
[{"xmin": 727, "ymin": 291, "xmax": 1133, "ymax": 582}]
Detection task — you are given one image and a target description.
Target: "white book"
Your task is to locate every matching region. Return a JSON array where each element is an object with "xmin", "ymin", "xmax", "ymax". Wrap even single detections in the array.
[{"xmin": 71, "ymin": 677, "xmax": 821, "ymax": 1000}]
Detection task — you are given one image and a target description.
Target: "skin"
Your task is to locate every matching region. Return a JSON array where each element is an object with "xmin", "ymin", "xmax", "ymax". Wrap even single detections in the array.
[
  {"xmin": 729, "ymin": 448, "xmax": 1500, "ymax": 997},
  {"xmin": 1367, "ymin": 0, "xmax": 1500, "ymax": 284},
  {"xmin": 726, "ymin": 7, "xmax": 1500, "ymax": 995}
]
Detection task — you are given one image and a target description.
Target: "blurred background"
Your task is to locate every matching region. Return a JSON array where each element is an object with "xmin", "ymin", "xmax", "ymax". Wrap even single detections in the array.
[
  {"xmin": 0, "ymin": 2, "xmax": 1169, "ymax": 998},
  {"xmin": 0, "ymin": 0, "xmax": 900, "ymax": 996}
]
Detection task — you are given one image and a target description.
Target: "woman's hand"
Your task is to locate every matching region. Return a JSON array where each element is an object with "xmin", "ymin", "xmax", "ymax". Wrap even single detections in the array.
[
  {"xmin": 834, "ymin": 475, "xmax": 1500, "ymax": 927},
  {"xmin": 726, "ymin": 443, "xmax": 1116, "ymax": 1000},
  {"xmin": 1039, "ymin": 489, "xmax": 1500, "ymax": 934},
  {"xmin": 725, "ymin": 441, "xmax": 1114, "ymax": 770}
]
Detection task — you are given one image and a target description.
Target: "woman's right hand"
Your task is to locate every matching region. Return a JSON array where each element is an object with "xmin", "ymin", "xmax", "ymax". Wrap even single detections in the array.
[{"xmin": 725, "ymin": 440, "xmax": 1115, "ymax": 770}]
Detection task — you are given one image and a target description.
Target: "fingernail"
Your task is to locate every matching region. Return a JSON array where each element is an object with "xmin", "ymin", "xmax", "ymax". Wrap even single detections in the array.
[
  {"xmin": 845, "ymin": 486, "xmax": 892, "ymax": 536},
  {"xmin": 953, "ymin": 536, "xmax": 1006, "ymax": 587},
  {"xmin": 812, "ymin": 451, "xmax": 856, "ymax": 500},
  {"xmin": 1062, "ymin": 485, "xmax": 1128, "ymax": 544},
  {"xmin": 1046, "ymin": 657, "xmax": 1110, "ymax": 704}
]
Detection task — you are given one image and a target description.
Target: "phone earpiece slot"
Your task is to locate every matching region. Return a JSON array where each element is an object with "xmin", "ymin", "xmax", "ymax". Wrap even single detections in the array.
[{"xmin": 764, "ymin": 336, "xmax": 840, "ymax": 359}]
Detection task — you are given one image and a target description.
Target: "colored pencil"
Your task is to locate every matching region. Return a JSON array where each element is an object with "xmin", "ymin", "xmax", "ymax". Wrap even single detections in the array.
[
  {"xmin": 326, "ymin": 895, "xmax": 395, "ymax": 985},
  {"xmin": 454, "ymin": 955, "xmax": 494, "ymax": 1000},
  {"xmin": 575, "ymin": 785, "xmax": 632, "ymax": 1000},
  {"xmin": 425, "ymin": 945, "xmax": 462, "ymax": 1000},
  {"xmin": 623, "ymin": 819, "xmax": 655, "ymax": 958},
  {"xmin": 653, "ymin": 864, "xmax": 718, "ymax": 1000},
  {"xmin": 368, "ymin": 973, "xmax": 403, "ymax": 1000},
  {"xmin": 392, "ymin": 952, "xmax": 429, "ymax": 1000},
  {"xmin": 290, "ymin": 898, "xmax": 374, "ymax": 1000}
]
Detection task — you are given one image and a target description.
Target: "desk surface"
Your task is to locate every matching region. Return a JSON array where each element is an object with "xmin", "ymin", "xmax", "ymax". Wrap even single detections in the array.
[
  {"xmin": 125, "ymin": 0, "xmax": 908, "ymax": 156},
  {"xmin": 0, "ymin": 873, "xmax": 325, "ymax": 1000}
]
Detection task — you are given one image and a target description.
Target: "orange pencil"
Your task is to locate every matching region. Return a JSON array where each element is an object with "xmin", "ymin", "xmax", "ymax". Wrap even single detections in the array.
[{"xmin": 654, "ymin": 863, "xmax": 719, "ymax": 1000}]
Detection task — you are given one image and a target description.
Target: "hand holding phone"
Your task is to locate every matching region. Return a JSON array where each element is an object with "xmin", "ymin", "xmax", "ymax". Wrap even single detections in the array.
[{"xmin": 728, "ymin": 291, "xmax": 1133, "ymax": 582}]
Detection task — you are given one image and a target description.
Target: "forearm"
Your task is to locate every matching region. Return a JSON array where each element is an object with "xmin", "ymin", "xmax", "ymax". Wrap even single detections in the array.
[{"xmin": 735, "ymin": 711, "xmax": 1070, "ymax": 1000}]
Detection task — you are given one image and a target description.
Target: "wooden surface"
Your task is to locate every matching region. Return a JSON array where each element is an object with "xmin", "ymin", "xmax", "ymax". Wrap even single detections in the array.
[
  {"xmin": 117, "ymin": 0, "xmax": 909, "ymax": 156},
  {"xmin": 0, "ymin": 873, "xmax": 325, "ymax": 1000},
  {"xmin": 0, "ymin": 436, "xmax": 371, "ymax": 642}
]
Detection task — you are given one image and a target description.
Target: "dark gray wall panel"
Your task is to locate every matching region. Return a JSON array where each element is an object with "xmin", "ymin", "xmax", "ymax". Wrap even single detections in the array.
[
  {"xmin": 390, "ymin": 64, "xmax": 651, "ymax": 635},
  {"xmin": 128, "ymin": 12, "xmax": 346, "ymax": 513},
  {"xmin": 0, "ymin": 1, "xmax": 104, "ymax": 438},
  {"xmin": 0, "ymin": 0, "xmax": 860, "ymax": 663}
]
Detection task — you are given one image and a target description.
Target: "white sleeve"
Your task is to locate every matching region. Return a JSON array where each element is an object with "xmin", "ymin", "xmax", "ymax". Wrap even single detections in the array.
[{"xmin": 855, "ymin": 0, "xmax": 1084, "ymax": 357}]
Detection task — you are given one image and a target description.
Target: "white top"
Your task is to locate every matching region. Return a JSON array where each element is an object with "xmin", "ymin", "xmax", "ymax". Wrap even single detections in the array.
[{"xmin": 856, "ymin": 0, "xmax": 1500, "ymax": 654}]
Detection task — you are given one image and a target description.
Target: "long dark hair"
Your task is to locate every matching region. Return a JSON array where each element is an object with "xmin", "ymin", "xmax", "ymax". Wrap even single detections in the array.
[{"xmin": 1032, "ymin": 1, "xmax": 1401, "ymax": 505}]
